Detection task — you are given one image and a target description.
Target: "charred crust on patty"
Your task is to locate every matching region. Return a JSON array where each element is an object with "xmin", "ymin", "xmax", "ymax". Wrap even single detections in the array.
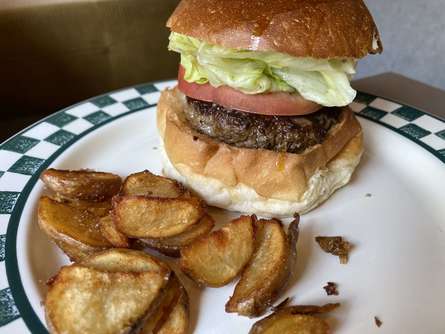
[{"xmin": 185, "ymin": 97, "xmax": 341, "ymax": 154}]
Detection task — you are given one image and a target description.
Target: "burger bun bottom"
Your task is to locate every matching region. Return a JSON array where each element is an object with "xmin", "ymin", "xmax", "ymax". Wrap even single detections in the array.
[{"xmin": 159, "ymin": 136, "xmax": 362, "ymax": 218}]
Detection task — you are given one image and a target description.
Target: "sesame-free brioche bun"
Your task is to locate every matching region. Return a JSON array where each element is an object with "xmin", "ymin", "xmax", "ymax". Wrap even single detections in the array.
[
  {"xmin": 167, "ymin": 0, "xmax": 382, "ymax": 59},
  {"xmin": 157, "ymin": 88, "xmax": 363, "ymax": 217}
]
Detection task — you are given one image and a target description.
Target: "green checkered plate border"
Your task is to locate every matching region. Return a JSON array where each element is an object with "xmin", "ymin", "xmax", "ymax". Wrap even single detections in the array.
[{"xmin": 0, "ymin": 80, "xmax": 443, "ymax": 333}]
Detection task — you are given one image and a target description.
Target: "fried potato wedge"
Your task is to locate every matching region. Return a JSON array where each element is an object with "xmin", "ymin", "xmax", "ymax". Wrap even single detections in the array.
[
  {"xmin": 113, "ymin": 196, "xmax": 205, "ymax": 238},
  {"xmin": 41, "ymin": 168, "xmax": 122, "ymax": 201},
  {"xmin": 226, "ymin": 218, "xmax": 299, "ymax": 317},
  {"xmin": 141, "ymin": 274, "xmax": 183, "ymax": 333},
  {"xmin": 65, "ymin": 199, "xmax": 112, "ymax": 218},
  {"xmin": 180, "ymin": 215, "xmax": 254, "ymax": 287},
  {"xmin": 279, "ymin": 303, "xmax": 340, "ymax": 315},
  {"xmin": 46, "ymin": 249, "xmax": 170, "ymax": 334},
  {"xmin": 78, "ymin": 249, "xmax": 188, "ymax": 334},
  {"xmin": 38, "ymin": 196, "xmax": 111, "ymax": 261},
  {"xmin": 249, "ymin": 303, "xmax": 338, "ymax": 334},
  {"xmin": 46, "ymin": 266, "xmax": 167, "ymax": 334},
  {"xmin": 249, "ymin": 313, "xmax": 330, "ymax": 334},
  {"xmin": 141, "ymin": 274, "xmax": 189, "ymax": 334},
  {"xmin": 122, "ymin": 170, "xmax": 185, "ymax": 198},
  {"xmin": 141, "ymin": 214, "xmax": 215, "ymax": 257},
  {"xmin": 157, "ymin": 288, "xmax": 189, "ymax": 334},
  {"xmin": 53, "ymin": 239, "xmax": 92, "ymax": 262},
  {"xmin": 99, "ymin": 215, "xmax": 130, "ymax": 248},
  {"xmin": 80, "ymin": 249, "xmax": 170, "ymax": 275}
]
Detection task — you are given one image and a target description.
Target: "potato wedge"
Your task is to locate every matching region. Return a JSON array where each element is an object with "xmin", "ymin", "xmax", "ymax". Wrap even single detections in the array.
[
  {"xmin": 46, "ymin": 267, "xmax": 167, "ymax": 334},
  {"xmin": 80, "ymin": 249, "xmax": 170, "ymax": 275},
  {"xmin": 99, "ymin": 215, "xmax": 130, "ymax": 248},
  {"xmin": 49, "ymin": 244, "xmax": 106, "ymax": 263},
  {"xmin": 80, "ymin": 249, "xmax": 188, "ymax": 334},
  {"xmin": 113, "ymin": 196, "xmax": 205, "ymax": 238},
  {"xmin": 65, "ymin": 199, "xmax": 112, "ymax": 217},
  {"xmin": 249, "ymin": 303, "xmax": 339, "ymax": 334},
  {"xmin": 141, "ymin": 274, "xmax": 183, "ymax": 333},
  {"xmin": 141, "ymin": 214, "xmax": 215, "ymax": 257},
  {"xmin": 41, "ymin": 168, "xmax": 122, "ymax": 201},
  {"xmin": 38, "ymin": 196, "xmax": 111, "ymax": 261},
  {"xmin": 276, "ymin": 303, "xmax": 340, "ymax": 315},
  {"xmin": 225, "ymin": 218, "xmax": 299, "ymax": 317},
  {"xmin": 53, "ymin": 239, "xmax": 93, "ymax": 262},
  {"xmin": 122, "ymin": 170, "xmax": 185, "ymax": 198},
  {"xmin": 157, "ymin": 288, "xmax": 189, "ymax": 334},
  {"xmin": 249, "ymin": 313, "xmax": 329, "ymax": 334},
  {"xmin": 141, "ymin": 274, "xmax": 189, "ymax": 334},
  {"xmin": 46, "ymin": 249, "xmax": 170, "ymax": 334},
  {"xmin": 180, "ymin": 215, "xmax": 254, "ymax": 287}
]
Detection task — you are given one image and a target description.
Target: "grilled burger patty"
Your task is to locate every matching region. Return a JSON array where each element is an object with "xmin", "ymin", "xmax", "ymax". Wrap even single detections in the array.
[{"xmin": 184, "ymin": 97, "xmax": 341, "ymax": 154}]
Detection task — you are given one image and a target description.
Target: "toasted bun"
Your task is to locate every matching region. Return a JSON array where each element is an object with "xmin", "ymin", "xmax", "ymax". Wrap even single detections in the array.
[
  {"xmin": 167, "ymin": 0, "xmax": 382, "ymax": 59},
  {"xmin": 157, "ymin": 88, "xmax": 363, "ymax": 217}
]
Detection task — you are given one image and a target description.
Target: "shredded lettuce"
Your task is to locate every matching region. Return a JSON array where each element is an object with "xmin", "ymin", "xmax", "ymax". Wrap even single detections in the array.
[{"xmin": 169, "ymin": 32, "xmax": 357, "ymax": 107}]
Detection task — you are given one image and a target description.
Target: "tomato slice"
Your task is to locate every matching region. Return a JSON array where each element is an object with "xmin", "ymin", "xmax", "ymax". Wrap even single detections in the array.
[{"xmin": 177, "ymin": 67, "xmax": 321, "ymax": 116}]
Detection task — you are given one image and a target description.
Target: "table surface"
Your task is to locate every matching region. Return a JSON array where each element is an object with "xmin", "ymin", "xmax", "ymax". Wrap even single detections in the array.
[{"xmin": 1, "ymin": 72, "xmax": 444, "ymax": 142}]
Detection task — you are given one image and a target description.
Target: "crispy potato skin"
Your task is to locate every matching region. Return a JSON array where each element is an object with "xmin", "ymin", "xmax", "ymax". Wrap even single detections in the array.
[
  {"xmin": 141, "ymin": 214, "xmax": 215, "ymax": 257},
  {"xmin": 141, "ymin": 274, "xmax": 189, "ymax": 334},
  {"xmin": 38, "ymin": 196, "xmax": 111, "ymax": 261},
  {"xmin": 99, "ymin": 215, "xmax": 130, "ymax": 248},
  {"xmin": 122, "ymin": 170, "xmax": 186, "ymax": 198},
  {"xmin": 249, "ymin": 303, "xmax": 338, "ymax": 334},
  {"xmin": 180, "ymin": 215, "xmax": 254, "ymax": 287},
  {"xmin": 157, "ymin": 288, "xmax": 189, "ymax": 334},
  {"xmin": 112, "ymin": 196, "xmax": 205, "ymax": 238},
  {"xmin": 41, "ymin": 169, "xmax": 122, "ymax": 201},
  {"xmin": 226, "ymin": 218, "xmax": 299, "ymax": 317},
  {"xmin": 249, "ymin": 313, "xmax": 330, "ymax": 334},
  {"xmin": 278, "ymin": 303, "xmax": 340, "ymax": 315},
  {"xmin": 142, "ymin": 275, "xmax": 183, "ymax": 333},
  {"xmin": 52, "ymin": 239, "xmax": 97, "ymax": 262}
]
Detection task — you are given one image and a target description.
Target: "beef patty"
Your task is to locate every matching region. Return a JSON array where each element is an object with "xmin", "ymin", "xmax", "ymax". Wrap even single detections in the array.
[{"xmin": 184, "ymin": 98, "xmax": 342, "ymax": 154}]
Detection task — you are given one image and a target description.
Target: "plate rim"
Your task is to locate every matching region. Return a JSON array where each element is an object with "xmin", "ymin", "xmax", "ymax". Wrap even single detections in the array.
[{"xmin": 0, "ymin": 80, "xmax": 444, "ymax": 333}]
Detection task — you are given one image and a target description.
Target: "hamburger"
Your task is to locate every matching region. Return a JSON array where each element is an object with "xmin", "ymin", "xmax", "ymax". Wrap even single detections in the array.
[{"xmin": 157, "ymin": 0, "xmax": 382, "ymax": 217}]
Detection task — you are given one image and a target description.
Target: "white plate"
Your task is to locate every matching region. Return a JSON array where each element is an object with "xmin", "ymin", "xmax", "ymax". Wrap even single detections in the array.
[{"xmin": 0, "ymin": 80, "xmax": 444, "ymax": 334}]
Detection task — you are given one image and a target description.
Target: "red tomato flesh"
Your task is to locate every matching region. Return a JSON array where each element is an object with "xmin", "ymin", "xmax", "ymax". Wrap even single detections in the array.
[{"xmin": 177, "ymin": 67, "xmax": 321, "ymax": 116}]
